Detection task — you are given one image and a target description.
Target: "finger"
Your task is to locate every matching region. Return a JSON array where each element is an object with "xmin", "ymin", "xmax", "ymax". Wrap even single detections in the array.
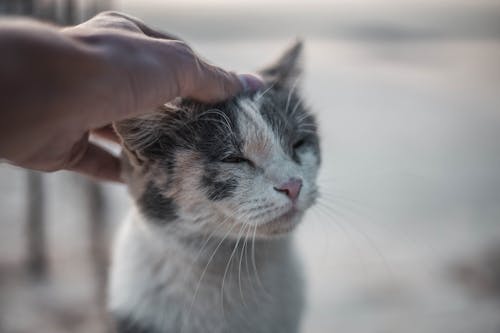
[
  {"xmin": 73, "ymin": 13, "xmax": 142, "ymax": 34},
  {"xmin": 95, "ymin": 11, "xmax": 182, "ymax": 40},
  {"xmin": 67, "ymin": 142, "xmax": 122, "ymax": 182},
  {"xmin": 181, "ymin": 56, "xmax": 264, "ymax": 103},
  {"xmin": 92, "ymin": 125, "xmax": 120, "ymax": 143}
]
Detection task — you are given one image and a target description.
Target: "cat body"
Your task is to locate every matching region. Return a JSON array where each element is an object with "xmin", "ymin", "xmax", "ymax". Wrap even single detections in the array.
[
  {"xmin": 110, "ymin": 210, "xmax": 303, "ymax": 333},
  {"xmin": 109, "ymin": 42, "xmax": 321, "ymax": 333}
]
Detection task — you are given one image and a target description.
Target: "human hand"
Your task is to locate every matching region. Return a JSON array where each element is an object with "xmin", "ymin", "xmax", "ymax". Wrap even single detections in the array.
[{"xmin": 0, "ymin": 12, "xmax": 263, "ymax": 182}]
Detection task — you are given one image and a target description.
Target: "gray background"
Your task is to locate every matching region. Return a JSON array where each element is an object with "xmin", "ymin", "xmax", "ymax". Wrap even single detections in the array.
[{"xmin": 1, "ymin": 0, "xmax": 500, "ymax": 332}]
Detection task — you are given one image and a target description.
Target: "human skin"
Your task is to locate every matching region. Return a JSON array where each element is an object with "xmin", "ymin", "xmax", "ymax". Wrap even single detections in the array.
[{"xmin": 0, "ymin": 11, "xmax": 262, "ymax": 182}]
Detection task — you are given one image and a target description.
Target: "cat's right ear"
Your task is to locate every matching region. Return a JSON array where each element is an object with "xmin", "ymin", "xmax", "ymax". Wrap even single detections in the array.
[
  {"xmin": 113, "ymin": 104, "xmax": 175, "ymax": 167},
  {"xmin": 258, "ymin": 40, "xmax": 303, "ymax": 89}
]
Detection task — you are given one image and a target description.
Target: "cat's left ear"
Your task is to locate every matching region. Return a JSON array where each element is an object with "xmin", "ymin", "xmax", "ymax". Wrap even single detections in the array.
[
  {"xmin": 258, "ymin": 40, "xmax": 303, "ymax": 89},
  {"xmin": 113, "ymin": 104, "xmax": 178, "ymax": 168}
]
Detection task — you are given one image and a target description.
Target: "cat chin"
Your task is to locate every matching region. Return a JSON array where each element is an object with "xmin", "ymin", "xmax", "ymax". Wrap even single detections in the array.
[{"xmin": 255, "ymin": 209, "xmax": 304, "ymax": 237}]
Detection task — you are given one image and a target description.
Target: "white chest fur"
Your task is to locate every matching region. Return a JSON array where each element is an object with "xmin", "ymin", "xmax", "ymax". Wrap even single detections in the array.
[{"xmin": 108, "ymin": 212, "xmax": 304, "ymax": 333}]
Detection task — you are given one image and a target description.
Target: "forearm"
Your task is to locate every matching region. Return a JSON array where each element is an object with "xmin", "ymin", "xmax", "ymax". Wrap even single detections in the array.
[
  {"xmin": 0, "ymin": 19, "xmax": 112, "ymax": 162},
  {"xmin": 0, "ymin": 12, "xmax": 257, "ymax": 180}
]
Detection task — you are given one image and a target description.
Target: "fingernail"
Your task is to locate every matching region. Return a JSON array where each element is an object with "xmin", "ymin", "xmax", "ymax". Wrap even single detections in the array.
[{"xmin": 238, "ymin": 73, "xmax": 264, "ymax": 92}]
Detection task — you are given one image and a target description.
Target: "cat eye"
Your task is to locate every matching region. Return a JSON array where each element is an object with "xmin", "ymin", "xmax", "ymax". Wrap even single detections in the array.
[
  {"xmin": 221, "ymin": 155, "xmax": 248, "ymax": 164},
  {"xmin": 293, "ymin": 139, "xmax": 306, "ymax": 150}
]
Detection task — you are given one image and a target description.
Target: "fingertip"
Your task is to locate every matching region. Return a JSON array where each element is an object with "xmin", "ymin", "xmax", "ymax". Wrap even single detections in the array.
[
  {"xmin": 238, "ymin": 73, "xmax": 264, "ymax": 93},
  {"xmin": 183, "ymin": 56, "xmax": 264, "ymax": 103}
]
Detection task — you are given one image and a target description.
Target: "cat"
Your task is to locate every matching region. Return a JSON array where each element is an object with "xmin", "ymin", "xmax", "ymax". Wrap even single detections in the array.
[{"xmin": 108, "ymin": 41, "xmax": 321, "ymax": 333}]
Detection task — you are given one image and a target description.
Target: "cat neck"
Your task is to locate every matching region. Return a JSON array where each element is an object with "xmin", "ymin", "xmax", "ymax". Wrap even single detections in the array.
[
  {"xmin": 109, "ymin": 210, "xmax": 303, "ymax": 333},
  {"xmin": 133, "ymin": 212, "xmax": 294, "ymax": 275}
]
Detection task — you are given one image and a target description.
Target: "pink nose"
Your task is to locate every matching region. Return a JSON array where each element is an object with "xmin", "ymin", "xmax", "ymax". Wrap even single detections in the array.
[{"xmin": 274, "ymin": 178, "xmax": 303, "ymax": 202}]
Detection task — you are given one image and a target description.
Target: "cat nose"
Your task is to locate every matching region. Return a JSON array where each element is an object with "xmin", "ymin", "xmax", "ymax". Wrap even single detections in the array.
[{"xmin": 274, "ymin": 178, "xmax": 303, "ymax": 202}]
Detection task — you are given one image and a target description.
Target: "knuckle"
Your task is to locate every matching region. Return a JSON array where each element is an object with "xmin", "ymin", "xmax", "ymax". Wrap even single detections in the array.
[
  {"xmin": 91, "ymin": 11, "xmax": 141, "ymax": 33},
  {"xmin": 97, "ymin": 11, "xmax": 125, "ymax": 19},
  {"xmin": 172, "ymin": 41, "xmax": 196, "ymax": 62},
  {"xmin": 170, "ymin": 41, "xmax": 200, "ymax": 95}
]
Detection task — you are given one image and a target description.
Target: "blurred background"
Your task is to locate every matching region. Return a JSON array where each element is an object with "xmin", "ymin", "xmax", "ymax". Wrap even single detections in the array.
[{"xmin": 1, "ymin": 0, "xmax": 500, "ymax": 332}]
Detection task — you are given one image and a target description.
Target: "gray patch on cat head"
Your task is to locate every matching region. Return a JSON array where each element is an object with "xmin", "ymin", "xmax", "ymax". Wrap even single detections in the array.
[
  {"xmin": 138, "ymin": 181, "xmax": 178, "ymax": 224},
  {"xmin": 120, "ymin": 100, "xmax": 244, "ymax": 162},
  {"xmin": 115, "ymin": 40, "xmax": 310, "ymax": 164},
  {"xmin": 257, "ymin": 90, "xmax": 320, "ymax": 163},
  {"xmin": 117, "ymin": 97, "xmax": 248, "ymax": 204},
  {"xmin": 174, "ymin": 100, "xmax": 243, "ymax": 201},
  {"xmin": 255, "ymin": 40, "xmax": 320, "ymax": 163},
  {"xmin": 201, "ymin": 166, "xmax": 239, "ymax": 201},
  {"xmin": 115, "ymin": 41, "xmax": 320, "ymax": 215}
]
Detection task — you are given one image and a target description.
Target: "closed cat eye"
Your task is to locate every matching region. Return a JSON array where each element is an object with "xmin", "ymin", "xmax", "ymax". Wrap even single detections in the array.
[
  {"xmin": 293, "ymin": 139, "xmax": 306, "ymax": 150},
  {"xmin": 221, "ymin": 155, "xmax": 248, "ymax": 163}
]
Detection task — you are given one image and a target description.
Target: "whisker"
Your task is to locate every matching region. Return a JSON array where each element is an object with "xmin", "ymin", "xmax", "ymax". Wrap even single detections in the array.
[
  {"xmin": 220, "ymin": 223, "xmax": 247, "ymax": 319},
  {"xmin": 316, "ymin": 198, "xmax": 395, "ymax": 278},
  {"xmin": 251, "ymin": 224, "xmax": 271, "ymax": 298},
  {"xmin": 285, "ymin": 77, "xmax": 301, "ymax": 115},
  {"xmin": 243, "ymin": 224, "xmax": 259, "ymax": 305},
  {"xmin": 246, "ymin": 204, "xmax": 287, "ymax": 222},
  {"xmin": 238, "ymin": 224, "xmax": 251, "ymax": 308},
  {"xmin": 312, "ymin": 203, "xmax": 370, "ymax": 276},
  {"xmin": 187, "ymin": 221, "xmax": 238, "ymax": 324},
  {"xmin": 319, "ymin": 192, "xmax": 441, "ymax": 276},
  {"xmin": 238, "ymin": 203, "xmax": 274, "ymax": 215},
  {"xmin": 192, "ymin": 219, "xmax": 228, "ymax": 264},
  {"xmin": 254, "ymin": 81, "xmax": 277, "ymax": 102},
  {"xmin": 290, "ymin": 99, "xmax": 303, "ymax": 118},
  {"xmin": 318, "ymin": 187, "xmax": 369, "ymax": 210}
]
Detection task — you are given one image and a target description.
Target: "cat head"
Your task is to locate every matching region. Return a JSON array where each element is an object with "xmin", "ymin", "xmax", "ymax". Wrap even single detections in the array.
[{"xmin": 114, "ymin": 41, "xmax": 320, "ymax": 238}]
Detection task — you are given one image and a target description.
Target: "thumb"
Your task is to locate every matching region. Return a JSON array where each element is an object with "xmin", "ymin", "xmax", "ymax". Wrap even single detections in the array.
[
  {"xmin": 181, "ymin": 57, "xmax": 264, "ymax": 103},
  {"xmin": 66, "ymin": 140, "xmax": 122, "ymax": 182}
]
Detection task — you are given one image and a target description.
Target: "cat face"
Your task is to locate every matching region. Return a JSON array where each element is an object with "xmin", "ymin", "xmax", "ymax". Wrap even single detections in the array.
[{"xmin": 115, "ymin": 41, "xmax": 321, "ymax": 238}]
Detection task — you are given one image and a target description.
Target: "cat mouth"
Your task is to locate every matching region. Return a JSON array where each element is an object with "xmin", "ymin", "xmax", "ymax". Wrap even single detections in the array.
[
  {"xmin": 257, "ymin": 208, "xmax": 302, "ymax": 236},
  {"xmin": 277, "ymin": 208, "xmax": 299, "ymax": 222}
]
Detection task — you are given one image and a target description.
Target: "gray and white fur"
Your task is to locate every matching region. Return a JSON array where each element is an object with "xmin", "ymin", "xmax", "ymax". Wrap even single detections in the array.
[{"xmin": 109, "ymin": 41, "xmax": 321, "ymax": 333}]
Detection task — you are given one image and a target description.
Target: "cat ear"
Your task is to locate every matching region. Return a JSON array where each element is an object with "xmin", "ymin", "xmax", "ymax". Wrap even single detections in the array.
[
  {"xmin": 113, "ymin": 104, "xmax": 177, "ymax": 167},
  {"xmin": 258, "ymin": 40, "xmax": 303, "ymax": 89}
]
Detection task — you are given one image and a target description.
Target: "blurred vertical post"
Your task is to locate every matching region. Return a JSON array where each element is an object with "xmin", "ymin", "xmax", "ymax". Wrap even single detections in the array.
[
  {"xmin": 63, "ymin": 0, "xmax": 76, "ymax": 25},
  {"xmin": 0, "ymin": 0, "xmax": 33, "ymax": 15},
  {"xmin": 85, "ymin": 0, "xmax": 112, "ymax": 20},
  {"xmin": 83, "ymin": 180, "xmax": 109, "ymax": 315},
  {"xmin": 2, "ymin": 0, "xmax": 114, "ymax": 316},
  {"xmin": 26, "ymin": 171, "xmax": 47, "ymax": 279},
  {"xmin": 1, "ymin": 0, "xmax": 113, "ymax": 331},
  {"xmin": 21, "ymin": 0, "xmax": 33, "ymax": 13},
  {"xmin": 56, "ymin": 0, "xmax": 114, "ymax": 327},
  {"xmin": 59, "ymin": 0, "xmax": 114, "ymax": 321},
  {"xmin": 0, "ymin": 0, "xmax": 52, "ymax": 281}
]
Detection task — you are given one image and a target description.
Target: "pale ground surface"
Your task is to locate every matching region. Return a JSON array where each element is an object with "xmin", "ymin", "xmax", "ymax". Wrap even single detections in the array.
[{"xmin": 1, "ymin": 31, "xmax": 500, "ymax": 333}]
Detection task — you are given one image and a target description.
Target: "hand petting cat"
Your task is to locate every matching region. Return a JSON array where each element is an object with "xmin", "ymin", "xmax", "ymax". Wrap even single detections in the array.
[{"xmin": 0, "ymin": 11, "xmax": 263, "ymax": 182}]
